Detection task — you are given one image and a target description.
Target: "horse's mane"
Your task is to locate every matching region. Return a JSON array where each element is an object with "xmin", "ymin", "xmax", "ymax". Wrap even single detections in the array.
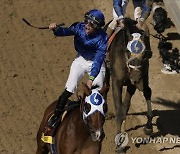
[
  {"xmin": 123, "ymin": 18, "xmax": 143, "ymax": 34},
  {"xmin": 103, "ymin": 20, "xmax": 112, "ymax": 31}
]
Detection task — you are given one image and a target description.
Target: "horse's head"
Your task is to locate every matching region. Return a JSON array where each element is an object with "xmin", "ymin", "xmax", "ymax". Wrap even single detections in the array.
[
  {"xmin": 126, "ymin": 32, "xmax": 146, "ymax": 85},
  {"xmin": 81, "ymin": 83, "xmax": 108, "ymax": 141},
  {"xmin": 124, "ymin": 18, "xmax": 147, "ymax": 85}
]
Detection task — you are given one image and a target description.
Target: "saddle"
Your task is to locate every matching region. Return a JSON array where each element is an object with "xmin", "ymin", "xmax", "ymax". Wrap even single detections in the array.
[
  {"xmin": 41, "ymin": 100, "xmax": 81, "ymax": 144},
  {"xmin": 58, "ymin": 100, "xmax": 80, "ymax": 121}
]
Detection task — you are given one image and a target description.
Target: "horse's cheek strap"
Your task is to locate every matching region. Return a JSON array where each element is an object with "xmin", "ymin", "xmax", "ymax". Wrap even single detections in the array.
[{"xmin": 80, "ymin": 99, "xmax": 85, "ymax": 114}]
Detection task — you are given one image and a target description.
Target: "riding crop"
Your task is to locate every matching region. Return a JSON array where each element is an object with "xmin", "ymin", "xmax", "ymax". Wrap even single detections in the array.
[{"xmin": 22, "ymin": 18, "xmax": 65, "ymax": 29}]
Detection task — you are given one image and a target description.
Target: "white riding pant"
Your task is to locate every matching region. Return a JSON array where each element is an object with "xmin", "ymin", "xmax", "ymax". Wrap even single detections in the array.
[{"xmin": 65, "ymin": 55, "xmax": 106, "ymax": 93}]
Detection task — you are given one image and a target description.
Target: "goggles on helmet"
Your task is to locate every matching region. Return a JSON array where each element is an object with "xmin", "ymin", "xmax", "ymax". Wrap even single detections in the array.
[
  {"xmin": 84, "ymin": 13, "xmax": 101, "ymax": 28},
  {"xmin": 84, "ymin": 18, "xmax": 98, "ymax": 29}
]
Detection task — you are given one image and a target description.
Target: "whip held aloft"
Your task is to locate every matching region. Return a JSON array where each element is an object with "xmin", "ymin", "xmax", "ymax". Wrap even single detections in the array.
[{"xmin": 22, "ymin": 18, "xmax": 65, "ymax": 29}]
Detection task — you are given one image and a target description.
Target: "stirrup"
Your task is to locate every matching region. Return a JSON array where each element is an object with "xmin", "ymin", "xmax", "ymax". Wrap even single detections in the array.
[
  {"xmin": 41, "ymin": 124, "xmax": 55, "ymax": 144},
  {"xmin": 41, "ymin": 132, "xmax": 53, "ymax": 144}
]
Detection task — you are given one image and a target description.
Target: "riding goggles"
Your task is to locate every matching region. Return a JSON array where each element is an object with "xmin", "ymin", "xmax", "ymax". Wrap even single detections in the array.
[{"xmin": 84, "ymin": 18, "xmax": 98, "ymax": 29}]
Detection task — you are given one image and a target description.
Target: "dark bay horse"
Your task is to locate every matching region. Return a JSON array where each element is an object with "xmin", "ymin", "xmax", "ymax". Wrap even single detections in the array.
[
  {"xmin": 106, "ymin": 18, "xmax": 153, "ymax": 152},
  {"xmin": 36, "ymin": 83, "xmax": 108, "ymax": 154}
]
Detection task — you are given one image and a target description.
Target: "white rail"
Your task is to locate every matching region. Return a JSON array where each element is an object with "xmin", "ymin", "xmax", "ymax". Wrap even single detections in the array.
[{"xmin": 163, "ymin": 0, "xmax": 180, "ymax": 33}]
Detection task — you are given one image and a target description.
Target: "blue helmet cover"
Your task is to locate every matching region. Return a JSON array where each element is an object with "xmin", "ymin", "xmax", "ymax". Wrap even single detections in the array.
[{"xmin": 85, "ymin": 9, "xmax": 105, "ymax": 26}]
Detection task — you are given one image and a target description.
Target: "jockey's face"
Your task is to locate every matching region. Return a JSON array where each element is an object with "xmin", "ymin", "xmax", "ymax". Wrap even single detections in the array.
[{"xmin": 84, "ymin": 19, "xmax": 98, "ymax": 35}]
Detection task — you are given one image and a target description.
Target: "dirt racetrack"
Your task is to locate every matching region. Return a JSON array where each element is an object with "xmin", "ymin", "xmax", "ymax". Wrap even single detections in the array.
[{"xmin": 0, "ymin": 0, "xmax": 180, "ymax": 153}]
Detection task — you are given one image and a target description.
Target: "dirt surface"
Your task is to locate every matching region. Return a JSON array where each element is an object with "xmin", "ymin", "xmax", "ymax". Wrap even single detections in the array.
[{"xmin": 0, "ymin": 0, "xmax": 179, "ymax": 154}]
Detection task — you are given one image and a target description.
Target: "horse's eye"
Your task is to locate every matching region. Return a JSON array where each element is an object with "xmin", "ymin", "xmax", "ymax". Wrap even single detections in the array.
[
  {"xmin": 103, "ymin": 103, "xmax": 108, "ymax": 114},
  {"xmin": 84, "ymin": 103, "xmax": 91, "ymax": 114}
]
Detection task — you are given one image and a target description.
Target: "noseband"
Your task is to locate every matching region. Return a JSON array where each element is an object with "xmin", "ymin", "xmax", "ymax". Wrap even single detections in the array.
[{"xmin": 126, "ymin": 58, "xmax": 142, "ymax": 70}]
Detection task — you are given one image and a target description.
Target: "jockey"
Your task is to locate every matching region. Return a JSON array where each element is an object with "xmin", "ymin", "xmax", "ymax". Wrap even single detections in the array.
[
  {"xmin": 106, "ymin": 0, "xmax": 154, "ymax": 37},
  {"xmin": 44, "ymin": 9, "xmax": 108, "ymax": 137}
]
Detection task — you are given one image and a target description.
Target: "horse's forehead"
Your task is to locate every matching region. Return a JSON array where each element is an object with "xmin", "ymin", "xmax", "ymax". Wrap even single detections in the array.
[
  {"xmin": 83, "ymin": 90, "xmax": 106, "ymax": 118},
  {"xmin": 85, "ymin": 89, "xmax": 104, "ymax": 106}
]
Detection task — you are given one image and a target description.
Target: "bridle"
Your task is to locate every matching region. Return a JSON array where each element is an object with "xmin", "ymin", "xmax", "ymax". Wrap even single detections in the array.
[
  {"xmin": 126, "ymin": 58, "xmax": 142, "ymax": 70},
  {"xmin": 126, "ymin": 33, "xmax": 146, "ymax": 71},
  {"xmin": 123, "ymin": 32, "xmax": 147, "ymax": 85},
  {"xmin": 82, "ymin": 89, "xmax": 107, "ymax": 123},
  {"xmin": 81, "ymin": 89, "xmax": 107, "ymax": 141}
]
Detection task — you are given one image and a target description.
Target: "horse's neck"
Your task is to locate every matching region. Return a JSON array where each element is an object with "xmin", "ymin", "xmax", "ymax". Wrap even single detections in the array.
[
  {"xmin": 71, "ymin": 108, "xmax": 89, "ymax": 129},
  {"xmin": 114, "ymin": 30, "xmax": 127, "ymax": 48},
  {"xmin": 115, "ymin": 31, "xmax": 128, "ymax": 58}
]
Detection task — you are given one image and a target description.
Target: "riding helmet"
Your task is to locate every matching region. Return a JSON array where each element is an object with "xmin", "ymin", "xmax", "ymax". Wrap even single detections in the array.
[{"xmin": 84, "ymin": 9, "xmax": 105, "ymax": 27}]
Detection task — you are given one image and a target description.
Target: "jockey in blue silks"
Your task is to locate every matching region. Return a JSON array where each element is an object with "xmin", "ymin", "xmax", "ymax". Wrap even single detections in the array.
[{"xmin": 43, "ymin": 9, "xmax": 108, "ymax": 137}]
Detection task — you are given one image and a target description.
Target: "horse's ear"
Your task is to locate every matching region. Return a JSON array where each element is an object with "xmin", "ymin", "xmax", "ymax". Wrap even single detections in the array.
[
  {"xmin": 76, "ymin": 90, "xmax": 83, "ymax": 101},
  {"xmin": 82, "ymin": 82, "xmax": 91, "ymax": 96},
  {"xmin": 129, "ymin": 34, "xmax": 133, "ymax": 41},
  {"xmin": 125, "ymin": 29, "xmax": 133, "ymax": 41},
  {"xmin": 140, "ymin": 23, "xmax": 149, "ymax": 40},
  {"xmin": 140, "ymin": 29, "xmax": 147, "ymax": 41},
  {"xmin": 124, "ymin": 18, "xmax": 133, "ymax": 41},
  {"xmin": 140, "ymin": 33, "xmax": 144, "ymax": 40}
]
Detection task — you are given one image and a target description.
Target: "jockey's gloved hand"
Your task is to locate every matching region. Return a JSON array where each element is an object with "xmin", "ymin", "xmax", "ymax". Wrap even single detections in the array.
[
  {"xmin": 49, "ymin": 23, "xmax": 57, "ymax": 30},
  {"xmin": 117, "ymin": 16, "xmax": 124, "ymax": 28},
  {"xmin": 136, "ymin": 18, "xmax": 144, "ymax": 29},
  {"xmin": 86, "ymin": 79, "xmax": 93, "ymax": 90}
]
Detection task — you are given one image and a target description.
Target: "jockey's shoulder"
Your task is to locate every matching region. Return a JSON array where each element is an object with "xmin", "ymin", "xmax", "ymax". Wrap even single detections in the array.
[
  {"xmin": 95, "ymin": 29, "xmax": 108, "ymax": 42},
  {"xmin": 98, "ymin": 28, "xmax": 108, "ymax": 36}
]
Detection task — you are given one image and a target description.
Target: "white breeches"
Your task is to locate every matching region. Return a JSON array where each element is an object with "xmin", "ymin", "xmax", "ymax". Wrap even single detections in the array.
[{"xmin": 65, "ymin": 55, "xmax": 106, "ymax": 93}]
